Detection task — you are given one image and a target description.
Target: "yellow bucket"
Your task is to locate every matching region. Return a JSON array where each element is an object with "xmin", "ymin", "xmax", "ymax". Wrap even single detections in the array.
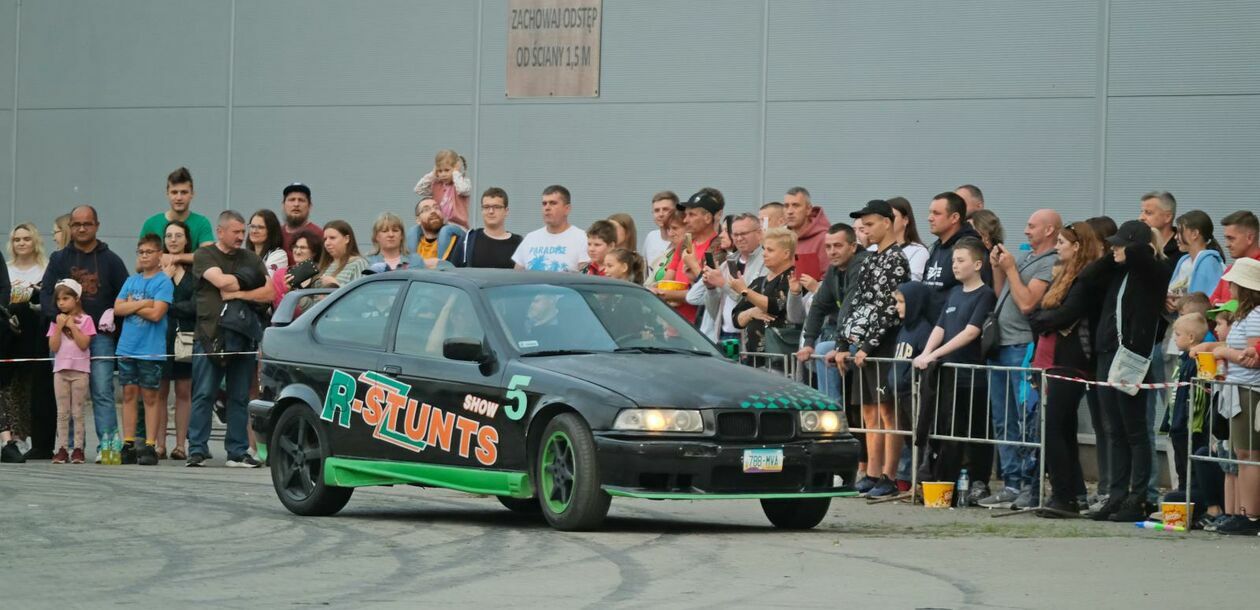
[
  {"xmin": 1160, "ymin": 502, "xmax": 1194, "ymax": 529},
  {"xmin": 922, "ymin": 482, "xmax": 955, "ymax": 508},
  {"xmin": 656, "ymin": 280, "xmax": 689, "ymax": 291}
]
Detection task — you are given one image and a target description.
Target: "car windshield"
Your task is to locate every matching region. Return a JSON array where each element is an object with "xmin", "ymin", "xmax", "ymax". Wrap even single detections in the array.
[{"xmin": 486, "ymin": 284, "xmax": 721, "ymax": 356}]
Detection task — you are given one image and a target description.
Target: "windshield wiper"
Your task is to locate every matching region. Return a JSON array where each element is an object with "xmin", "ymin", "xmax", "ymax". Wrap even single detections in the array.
[
  {"xmin": 613, "ymin": 346, "xmax": 712, "ymax": 357},
  {"xmin": 520, "ymin": 349, "xmax": 598, "ymax": 357}
]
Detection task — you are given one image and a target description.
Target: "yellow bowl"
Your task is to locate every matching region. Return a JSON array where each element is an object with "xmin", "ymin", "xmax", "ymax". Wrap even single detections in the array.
[
  {"xmin": 922, "ymin": 482, "xmax": 955, "ymax": 509},
  {"xmin": 656, "ymin": 280, "xmax": 689, "ymax": 291}
]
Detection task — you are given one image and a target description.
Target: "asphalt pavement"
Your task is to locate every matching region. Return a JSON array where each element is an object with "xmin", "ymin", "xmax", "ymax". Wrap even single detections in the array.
[{"xmin": 2, "ymin": 459, "xmax": 1255, "ymax": 609}]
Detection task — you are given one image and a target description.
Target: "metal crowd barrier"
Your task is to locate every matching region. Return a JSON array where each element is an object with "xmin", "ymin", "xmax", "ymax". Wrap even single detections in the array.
[
  {"xmin": 739, "ymin": 350, "xmax": 1049, "ymax": 510},
  {"xmin": 1185, "ymin": 378, "xmax": 1260, "ymax": 521}
]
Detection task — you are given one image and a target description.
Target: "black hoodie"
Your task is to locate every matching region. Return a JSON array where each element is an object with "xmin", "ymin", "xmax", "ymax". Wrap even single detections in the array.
[
  {"xmin": 922, "ymin": 224, "xmax": 991, "ymax": 320},
  {"xmin": 39, "ymin": 241, "xmax": 130, "ymax": 327},
  {"xmin": 890, "ymin": 281, "xmax": 933, "ymax": 396}
]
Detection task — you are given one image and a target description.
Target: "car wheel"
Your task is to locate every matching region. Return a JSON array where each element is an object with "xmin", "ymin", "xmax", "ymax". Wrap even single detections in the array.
[
  {"xmin": 536, "ymin": 414, "xmax": 610, "ymax": 531},
  {"xmin": 496, "ymin": 495, "xmax": 542, "ymax": 514},
  {"xmin": 271, "ymin": 406, "xmax": 352, "ymax": 516},
  {"xmin": 760, "ymin": 498, "xmax": 831, "ymax": 530}
]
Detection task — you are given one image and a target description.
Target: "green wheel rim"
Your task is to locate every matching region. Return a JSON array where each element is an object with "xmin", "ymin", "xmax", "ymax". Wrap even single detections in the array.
[{"xmin": 541, "ymin": 430, "xmax": 575, "ymax": 514}]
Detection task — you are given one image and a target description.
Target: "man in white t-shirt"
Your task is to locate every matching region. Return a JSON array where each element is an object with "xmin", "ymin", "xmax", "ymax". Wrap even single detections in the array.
[
  {"xmin": 641, "ymin": 191, "xmax": 677, "ymax": 269},
  {"xmin": 512, "ymin": 185, "xmax": 590, "ymax": 272}
]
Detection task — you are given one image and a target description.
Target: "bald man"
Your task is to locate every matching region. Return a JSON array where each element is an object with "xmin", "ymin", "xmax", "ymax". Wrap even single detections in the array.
[{"xmin": 976, "ymin": 208, "xmax": 1061, "ymax": 509}]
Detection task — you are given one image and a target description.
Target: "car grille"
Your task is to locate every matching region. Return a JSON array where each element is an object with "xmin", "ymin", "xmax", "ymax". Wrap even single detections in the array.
[
  {"xmin": 711, "ymin": 465, "xmax": 807, "ymax": 491},
  {"xmin": 715, "ymin": 410, "xmax": 796, "ymax": 442}
]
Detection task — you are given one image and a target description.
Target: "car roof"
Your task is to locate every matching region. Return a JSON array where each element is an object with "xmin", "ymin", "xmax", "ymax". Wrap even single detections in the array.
[{"xmin": 357, "ymin": 268, "xmax": 638, "ymax": 290}]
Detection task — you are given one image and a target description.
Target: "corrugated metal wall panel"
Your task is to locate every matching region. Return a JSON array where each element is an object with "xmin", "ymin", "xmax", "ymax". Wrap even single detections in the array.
[
  {"xmin": 15, "ymin": 108, "xmax": 229, "ymax": 241},
  {"xmin": 229, "ymin": 105, "xmax": 474, "ymax": 236},
  {"xmin": 1104, "ymin": 95, "xmax": 1260, "ymax": 229},
  {"xmin": 768, "ymin": 0, "xmax": 1099, "ymax": 101},
  {"xmin": 233, "ymin": 0, "xmax": 477, "ymax": 107},
  {"xmin": 0, "ymin": 0, "xmax": 14, "ymax": 109},
  {"xmin": 0, "ymin": 111, "xmax": 11, "ymax": 225},
  {"xmin": 17, "ymin": 0, "xmax": 231, "ymax": 109},
  {"xmin": 478, "ymin": 101, "xmax": 761, "ymax": 234},
  {"xmin": 481, "ymin": 0, "xmax": 765, "ymax": 104},
  {"xmin": 1108, "ymin": 0, "xmax": 1260, "ymax": 96},
  {"xmin": 765, "ymin": 98, "xmax": 1101, "ymax": 232}
]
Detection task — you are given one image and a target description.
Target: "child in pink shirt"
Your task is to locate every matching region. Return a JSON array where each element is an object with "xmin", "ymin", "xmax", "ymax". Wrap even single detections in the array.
[
  {"xmin": 413, "ymin": 149, "xmax": 471, "ymax": 257},
  {"xmin": 47, "ymin": 279, "xmax": 95, "ymax": 464}
]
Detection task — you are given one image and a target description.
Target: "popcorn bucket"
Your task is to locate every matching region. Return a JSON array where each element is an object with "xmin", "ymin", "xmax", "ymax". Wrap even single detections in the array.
[
  {"xmin": 922, "ymin": 482, "xmax": 955, "ymax": 509},
  {"xmin": 1195, "ymin": 352, "xmax": 1217, "ymax": 379},
  {"xmin": 1160, "ymin": 502, "xmax": 1193, "ymax": 529}
]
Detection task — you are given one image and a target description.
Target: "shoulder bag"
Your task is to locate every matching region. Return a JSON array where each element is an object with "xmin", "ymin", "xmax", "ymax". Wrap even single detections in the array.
[{"xmin": 1106, "ymin": 275, "xmax": 1151, "ymax": 396}]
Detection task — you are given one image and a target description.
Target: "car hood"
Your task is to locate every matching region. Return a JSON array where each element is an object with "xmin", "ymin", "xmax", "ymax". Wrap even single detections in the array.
[{"xmin": 523, "ymin": 353, "xmax": 841, "ymax": 411}]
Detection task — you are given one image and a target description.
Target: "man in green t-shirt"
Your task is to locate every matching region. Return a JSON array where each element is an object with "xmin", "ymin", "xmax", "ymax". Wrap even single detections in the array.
[{"xmin": 140, "ymin": 167, "xmax": 216, "ymax": 266}]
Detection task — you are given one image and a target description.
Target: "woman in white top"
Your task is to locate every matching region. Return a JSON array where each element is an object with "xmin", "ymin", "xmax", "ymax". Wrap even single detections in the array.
[
  {"xmin": 887, "ymin": 197, "xmax": 929, "ymax": 281},
  {"xmin": 4, "ymin": 223, "xmax": 55, "ymax": 456},
  {"xmin": 248, "ymin": 209, "xmax": 290, "ymax": 274}
]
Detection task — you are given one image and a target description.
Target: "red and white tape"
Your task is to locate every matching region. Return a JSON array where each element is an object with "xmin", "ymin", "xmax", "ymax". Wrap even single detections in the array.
[
  {"xmin": 0, "ymin": 351, "xmax": 260, "ymax": 364},
  {"xmin": 1043, "ymin": 372, "xmax": 1191, "ymax": 390}
]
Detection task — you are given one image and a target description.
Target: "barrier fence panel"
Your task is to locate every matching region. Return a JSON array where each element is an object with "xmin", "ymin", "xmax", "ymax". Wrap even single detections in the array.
[
  {"xmin": 797, "ymin": 354, "xmax": 919, "ymax": 501},
  {"xmin": 1186, "ymin": 378, "xmax": 1260, "ymax": 524},
  {"xmin": 925, "ymin": 362, "xmax": 1047, "ymax": 511},
  {"xmin": 738, "ymin": 351, "xmax": 1052, "ymax": 510}
]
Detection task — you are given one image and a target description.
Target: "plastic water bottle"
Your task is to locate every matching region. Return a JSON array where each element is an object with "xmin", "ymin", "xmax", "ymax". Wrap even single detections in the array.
[
  {"xmin": 99, "ymin": 433, "xmax": 111, "ymax": 465},
  {"xmin": 956, "ymin": 469, "xmax": 970, "ymax": 508},
  {"xmin": 109, "ymin": 433, "xmax": 122, "ymax": 465}
]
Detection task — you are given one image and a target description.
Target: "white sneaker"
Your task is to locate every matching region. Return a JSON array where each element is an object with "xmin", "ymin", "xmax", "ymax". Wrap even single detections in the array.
[{"xmin": 225, "ymin": 455, "xmax": 262, "ymax": 468}]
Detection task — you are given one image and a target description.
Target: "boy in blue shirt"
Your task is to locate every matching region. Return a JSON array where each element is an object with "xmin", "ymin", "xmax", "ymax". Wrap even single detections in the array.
[
  {"xmin": 115, "ymin": 234, "xmax": 174, "ymax": 465},
  {"xmin": 914, "ymin": 237, "xmax": 997, "ymax": 487}
]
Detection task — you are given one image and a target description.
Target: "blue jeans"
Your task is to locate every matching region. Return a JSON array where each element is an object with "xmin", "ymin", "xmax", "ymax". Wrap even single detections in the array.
[
  {"xmin": 89, "ymin": 334, "xmax": 118, "ymax": 448},
  {"xmin": 436, "ymin": 224, "xmax": 467, "ymax": 262},
  {"xmin": 1143, "ymin": 350, "xmax": 1172, "ymax": 502},
  {"xmin": 188, "ymin": 341, "xmax": 256, "ymax": 460},
  {"xmin": 988, "ymin": 343, "xmax": 1039, "ymax": 490},
  {"xmin": 813, "ymin": 340, "xmax": 842, "ymax": 402}
]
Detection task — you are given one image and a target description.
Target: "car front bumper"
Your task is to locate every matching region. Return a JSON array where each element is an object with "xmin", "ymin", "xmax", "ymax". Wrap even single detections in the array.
[{"xmin": 592, "ymin": 434, "xmax": 860, "ymax": 499}]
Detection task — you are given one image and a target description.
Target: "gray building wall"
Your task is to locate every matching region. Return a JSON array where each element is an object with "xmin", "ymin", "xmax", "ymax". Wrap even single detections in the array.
[{"xmin": 1, "ymin": 0, "xmax": 1258, "ymax": 249}]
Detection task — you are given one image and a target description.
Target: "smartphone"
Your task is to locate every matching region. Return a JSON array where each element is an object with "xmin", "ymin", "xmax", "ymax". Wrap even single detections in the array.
[
  {"xmin": 704, "ymin": 251, "xmax": 717, "ymax": 269},
  {"xmin": 682, "ymin": 233, "xmax": 693, "ymax": 251}
]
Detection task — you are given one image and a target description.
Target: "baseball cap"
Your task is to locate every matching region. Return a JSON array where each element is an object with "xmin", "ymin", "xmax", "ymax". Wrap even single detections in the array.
[
  {"xmin": 678, "ymin": 190, "xmax": 723, "ymax": 215},
  {"xmin": 283, "ymin": 182, "xmax": 312, "ymax": 200},
  {"xmin": 849, "ymin": 199, "xmax": 894, "ymax": 220},
  {"xmin": 1206, "ymin": 299, "xmax": 1238, "ymax": 320},
  {"xmin": 1105, "ymin": 220, "xmax": 1152, "ymax": 248},
  {"xmin": 1221, "ymin": 257, "xmax": 1260, "ymax": 292},
  {"xmin": 55, "ymin": 278, "xmax": 83, "ymax": 297}
]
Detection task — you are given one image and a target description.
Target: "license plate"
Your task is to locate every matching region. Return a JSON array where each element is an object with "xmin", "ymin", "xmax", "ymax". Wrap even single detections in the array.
[{"xmin": 742, "ymin": 448, "xmax": 784, "ymax": 473}]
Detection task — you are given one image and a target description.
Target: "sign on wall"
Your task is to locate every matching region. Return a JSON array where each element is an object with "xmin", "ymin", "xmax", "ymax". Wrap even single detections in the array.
[{"xmin": 507, "ymin": 0, "xmax": 602, "ymax": 98}]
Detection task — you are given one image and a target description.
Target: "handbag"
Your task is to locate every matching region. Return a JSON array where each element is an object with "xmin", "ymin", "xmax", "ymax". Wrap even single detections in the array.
[
  {"xmin": 174, "ymin": 331, "xmax": 194, "ymax": 363},
  {"xmin": 765, "ymin": 324, "xmax": 803, "ymax": 356},
  {"xmin": 1106, "ymin": 276, "xmax": 1151, "ymax": 396}
]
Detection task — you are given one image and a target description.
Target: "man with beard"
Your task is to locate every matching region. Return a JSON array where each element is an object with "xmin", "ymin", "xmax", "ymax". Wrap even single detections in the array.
[
  {"xmin": 407, "ymin": 197, "xmax": 461, "ymax": 267},
  {"xmin": 279, "ymin": 183, "xmax": 322, "ymax": 254}
]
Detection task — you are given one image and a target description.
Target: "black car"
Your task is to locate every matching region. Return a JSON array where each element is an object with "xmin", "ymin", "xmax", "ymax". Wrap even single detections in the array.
[{"xmin": 249, "ymin": 269, "xmax": 860, "ymax": 531}]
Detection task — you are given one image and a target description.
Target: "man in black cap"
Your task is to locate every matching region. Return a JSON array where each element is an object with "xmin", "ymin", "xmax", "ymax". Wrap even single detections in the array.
[
  {"xmin": 280, "ymin": 182, "xmax": 322, "ymax": 255},
  {"xmin": 833, "ymin": 199, "xmax": 909, "ymax": 497},
  {"xmin": 673, "ymin": 188, "xmax": 724, "ymax": 287}
]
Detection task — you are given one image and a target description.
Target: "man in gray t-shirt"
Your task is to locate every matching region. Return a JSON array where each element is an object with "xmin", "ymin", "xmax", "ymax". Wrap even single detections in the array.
[{"xmin": 976, "ymin": 209, "xmax": 1061, "ymax": 509}]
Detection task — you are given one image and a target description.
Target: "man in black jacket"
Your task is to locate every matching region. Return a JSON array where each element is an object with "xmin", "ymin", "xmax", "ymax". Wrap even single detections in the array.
[{"xmin": 38, "ymin": 205, "xmax": 129, "ymax": 460}]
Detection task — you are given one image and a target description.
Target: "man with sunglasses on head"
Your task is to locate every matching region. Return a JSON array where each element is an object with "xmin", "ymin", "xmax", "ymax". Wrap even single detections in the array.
[{"xmin": 38, "ymin": 205, "xmax": 130, "ymax": 462}]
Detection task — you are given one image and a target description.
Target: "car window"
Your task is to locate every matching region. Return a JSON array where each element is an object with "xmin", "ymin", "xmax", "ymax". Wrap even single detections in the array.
[
  {"xmin": 312, "ymin": 281, "xmax": 402, "ymax": 349},
  {"xmin": 395, "ymin": 283, "xmax": 485, "ymax": 359},
  {"xmin": 485, "ymin": 284, "xmax": 719, "ymax": 355}
]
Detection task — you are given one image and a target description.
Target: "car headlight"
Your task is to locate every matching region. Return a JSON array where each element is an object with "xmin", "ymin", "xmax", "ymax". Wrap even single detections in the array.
[
  {"xmin": 613, "ymin": 409, "xmax": 704, "ymax": 433},
  {"xmin": 799, "ymin": 410, "xmax": 845, "ymax": 434}
]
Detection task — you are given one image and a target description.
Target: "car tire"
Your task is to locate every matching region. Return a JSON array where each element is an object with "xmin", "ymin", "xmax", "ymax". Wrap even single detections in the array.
[
  {"xmin": 496, "ymin": 495, "xmax": 542, "ymax": 514},
  {"xmin": 270, "ymin": 406, "xmax": 352, "ymax": 516},
  {"xmin": 760, "ymin": 498, "xmax": 831, "ymax": 530},
  {"xmin": 536, "ymin": 414, "xmax": 610, "ymax": 531}
]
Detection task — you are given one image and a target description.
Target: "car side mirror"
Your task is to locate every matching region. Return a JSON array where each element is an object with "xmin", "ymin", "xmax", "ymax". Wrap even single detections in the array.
[{"xmin": 443, "ymin": 337, "xmax": 491, "ymax": 363}]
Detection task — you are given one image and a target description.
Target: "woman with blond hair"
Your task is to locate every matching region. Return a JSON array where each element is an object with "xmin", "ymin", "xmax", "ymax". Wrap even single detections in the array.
[
  {"xmin": 365, "ymin": 212, "xmax": 424, "ymax": 272},
  {"xmin": 607, "ymin": 213, "xmax": 638, "ymax": 253},
  {"xmin": 5, "ymin": 222, "xmax": 57, "ymax": 459}
]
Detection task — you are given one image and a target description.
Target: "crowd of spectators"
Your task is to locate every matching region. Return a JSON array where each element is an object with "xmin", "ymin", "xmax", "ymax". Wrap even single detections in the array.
[{"xmin": 0, "ymin": 150, "xmax": 1257, "ymax": 537}]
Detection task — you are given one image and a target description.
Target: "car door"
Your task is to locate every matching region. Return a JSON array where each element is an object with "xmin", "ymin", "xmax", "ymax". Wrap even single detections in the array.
[
  {"xmin": 306, "ymin": 279, "xmax": 406, "ymax": 459},
  {"xmin": 362, "ymin": 280, "xmax": 524, "ymax": 472}
]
